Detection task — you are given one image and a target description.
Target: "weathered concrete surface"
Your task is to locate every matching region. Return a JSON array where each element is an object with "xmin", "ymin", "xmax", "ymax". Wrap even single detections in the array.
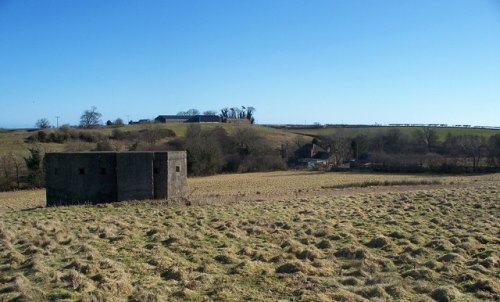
[
  {"xmin": 45, "ymin": 152, "xmax": 117, "ymax": 206},
  {"xmin": 153, "ymin": 152, "xmax": 168, "ymax": 199},
  {"xmin": 117, "ymin": 152, "xmax": 154, "ymax": 201},
  {"xmin": 167, "ymin": 151, "xmax": 188, "ymax": 198},
  {"xmin": 153, "ymin": 151, "xmax": 187, "ymax": 199},
  {"xmin": 45, "ymin": 151, "xmax": 187, "ymax": 206}
]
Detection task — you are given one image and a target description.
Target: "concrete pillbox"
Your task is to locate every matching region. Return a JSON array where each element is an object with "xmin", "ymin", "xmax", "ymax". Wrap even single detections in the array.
[{"xmin": 44, "ymin": 151, "xmax": 187, "ymax": 206}]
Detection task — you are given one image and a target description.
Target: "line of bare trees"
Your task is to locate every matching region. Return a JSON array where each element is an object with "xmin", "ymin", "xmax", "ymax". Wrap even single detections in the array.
[{"xmin": 313, "ymin": 128, "xmax": 500, "ymax": 173}]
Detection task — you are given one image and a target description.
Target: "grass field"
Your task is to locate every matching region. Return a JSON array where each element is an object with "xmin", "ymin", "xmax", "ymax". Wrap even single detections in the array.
[
  {"xmin": 1, "ymin": 171, "xmax": 499, "ymax": 301},
  {"xmin": 1, "ymin": 171, "xmax": 494, "ymax": 213},
  {"xmin": 282, "ymin": 126, "xmax": 500, "ymax": 141},
  {"xmin": 0, "ymin": 129, "xmax": 66, "ymax": 159}
]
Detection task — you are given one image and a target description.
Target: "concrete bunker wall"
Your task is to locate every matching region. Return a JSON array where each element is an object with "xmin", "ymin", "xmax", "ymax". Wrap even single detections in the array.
[
  {"xmin": 167, "ymin": 151, "xmax": 188, "ymax": 197},
  {"xmin": 45, "ymin": 151, "xmax": 187, "ymax": 206},
  {"xmin": 117, "ymin": 152, "xmax": 154, "ymax": 201},
  {"xmin": 45, "ymin": 152, "xmax": 117, "ymax": 206},
  {"xmin": 152, "ymin": 151, "xmax": 187, "ymax": 199},
  {"xmin": 153, "ymin": 152, "xmax": 168, "ymax": 199}
]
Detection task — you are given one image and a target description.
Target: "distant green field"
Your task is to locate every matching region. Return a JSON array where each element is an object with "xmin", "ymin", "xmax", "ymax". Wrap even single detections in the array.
[{"xmin": 280, "ymin": 126, "xmax": 500, "ymax": 141}]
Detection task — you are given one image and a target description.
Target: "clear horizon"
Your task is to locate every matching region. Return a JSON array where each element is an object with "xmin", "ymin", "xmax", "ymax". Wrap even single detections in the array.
[{"xmin": 1, "ymin": 1, "xmax": 500, "ymax": 128}]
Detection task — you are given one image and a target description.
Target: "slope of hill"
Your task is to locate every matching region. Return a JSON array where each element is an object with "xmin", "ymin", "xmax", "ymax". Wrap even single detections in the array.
[
  {"xmin": 278, "ymin": 126, "xmax": 500, "ymax": 140},
  {"xmin": 0, "ymin": 123, "xmax": 308, "ymax": 159},
  {"xmin": 2, "ymin": 123, "xmax": 499, "ymax": 159}
]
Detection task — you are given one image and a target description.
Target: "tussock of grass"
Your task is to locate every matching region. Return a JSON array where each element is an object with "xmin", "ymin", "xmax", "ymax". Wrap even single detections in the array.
[{"xmin": 322, "ymin": 179, "xmax": 442, "ymax": 189}]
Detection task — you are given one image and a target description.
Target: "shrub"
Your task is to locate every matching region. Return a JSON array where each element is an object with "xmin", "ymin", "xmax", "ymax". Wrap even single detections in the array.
[
  {"xmin": 24, "ymin": 148, "xmax": 44, "ymax": 188},
  {"xmin": 95, "ymin": 140, "xmax": 115, "ymax": 151},
  {"xmin": 78, "ymin": 131, "xmax": 101, "ymax": 143},
  {"xmin": 185, "ymin": 125, "xmax": 224, "ymax": 176},
  {"xmin": 48, "ymin": 130, "xmax": 70, "ymax": 143},
  {"xmin": 140, "ymin": 127, "xmax": 176, "ymax": 145}
]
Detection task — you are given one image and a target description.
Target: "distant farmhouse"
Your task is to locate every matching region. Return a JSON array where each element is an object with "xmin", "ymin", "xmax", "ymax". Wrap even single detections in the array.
[
  {"xmin": 45, "ymin": 151, "xmax": 187, "ymax": 206},
  {"xmin": 155, "ymin": 115, "xmax": 221, "ymax": 123},
  {"xmin": 295, "ymin": 143, "xmax": 332, "ymax": 168}
]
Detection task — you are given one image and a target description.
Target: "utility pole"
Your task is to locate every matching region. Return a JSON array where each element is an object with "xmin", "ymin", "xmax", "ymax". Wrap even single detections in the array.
[
  {"xmin": 127, "ymin": 115, "xmax": 130, "ymax": 124},
  {"xmin": 55, "ymin": 116, "xmax": 60, "ymax": 128}
]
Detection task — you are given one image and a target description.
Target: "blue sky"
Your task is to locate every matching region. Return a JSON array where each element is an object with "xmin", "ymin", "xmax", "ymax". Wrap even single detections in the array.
[{"xmin": 1, "ymin": 0, "xmax": 499, "ymax": 128}]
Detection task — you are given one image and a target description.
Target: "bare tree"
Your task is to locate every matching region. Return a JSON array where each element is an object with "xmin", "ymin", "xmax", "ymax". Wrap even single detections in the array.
[
  {"xmin": 229, "ymin": 107, "xmax": 241, "ymax": 119},
  {"xmin": 36, "ymin": 118, "xmax": 51, "ymax": 129},
  {"xmin": 79, "ymin": 106, "xmax": 102, "ymax": 128},
  {"xmin": 444, "ymin": 134, "xmax": 487, "ymax": 170},
  {"xmin": 460, "ymin": 135, "xmax": 486, "ymax": 170},
  {"xmin": 351, "ymin": 134, "xmax": 369, "ymax": 160},
  {"xmin": 246, "ymin": 107, "xmax": 256, "ymax": 124},
  {"xmin": 203, "ymin": 110, "xmax": 217, "ymax": 115},
  {"xmin": 382, "ymin": 129, "xmax": 408, "ymax": 154},
  {"xmin": 324, "ymin": 130, "xmax": 352, "ymax": 166},
  {"xmin": 487, "ymin": 134, "xmax": 500, "ymax": 168},
  {"xmin": 415, "ymin": 127, "xmax": 438, "ymax": 152},
  {"xmin": 220, "ymin": 108, "xmax": 229, "ymax": 122},
  {"xmin": 1, "ymin": 152, "xmax": 22, "ymax": 190},
  {"xmin": 238, "ymin": 106, "xmax": 246, "ymax": 119}
]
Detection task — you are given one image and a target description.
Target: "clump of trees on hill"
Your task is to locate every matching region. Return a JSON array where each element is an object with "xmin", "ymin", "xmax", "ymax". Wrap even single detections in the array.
[
  {"xmin": 167, "ymin": 124, "xmax": 284, "ymax": 175},
  {"xmin": 176, "ymin": 106, "xmax": 256, "ymax": 124},
  {"xmin": 220, "ymin": 106, "xmax": 255, "ymax": 124}
]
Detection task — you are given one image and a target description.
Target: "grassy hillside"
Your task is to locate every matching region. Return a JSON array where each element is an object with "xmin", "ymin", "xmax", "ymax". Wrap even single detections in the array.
[
  {"xmin": 280, "ymin": 126, "xmax": 500, "ymax": 141},
  {"xmin": 2, "ymin": 123, "xmax": 498, "ymax": 159},
  {"xmin": 0, "ymin": 171, "xmax": 499, "ymax": 301},
  {"xmin": 0, "ymin": 123, "xmax": 308, "ymax": 159}
]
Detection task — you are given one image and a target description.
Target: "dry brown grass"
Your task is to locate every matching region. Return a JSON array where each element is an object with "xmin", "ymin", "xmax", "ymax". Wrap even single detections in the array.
[
  {"xmin": 0, "ymin": 172, "xmax": 499, "ymax": 301},
  {"xmin": 1, "ymin": 171, "xmax": 492, "ymax": 213},
  {"xmin": 0, "ymin": 189, "xmax": 45, "ymax": 213},
  {"xmin": 0, "ymin": 129, "xmax": 66, "ymax": 159},
  {"xmin": 0, "ymin": 123, "xmax": 307, "ymax": 160}
]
